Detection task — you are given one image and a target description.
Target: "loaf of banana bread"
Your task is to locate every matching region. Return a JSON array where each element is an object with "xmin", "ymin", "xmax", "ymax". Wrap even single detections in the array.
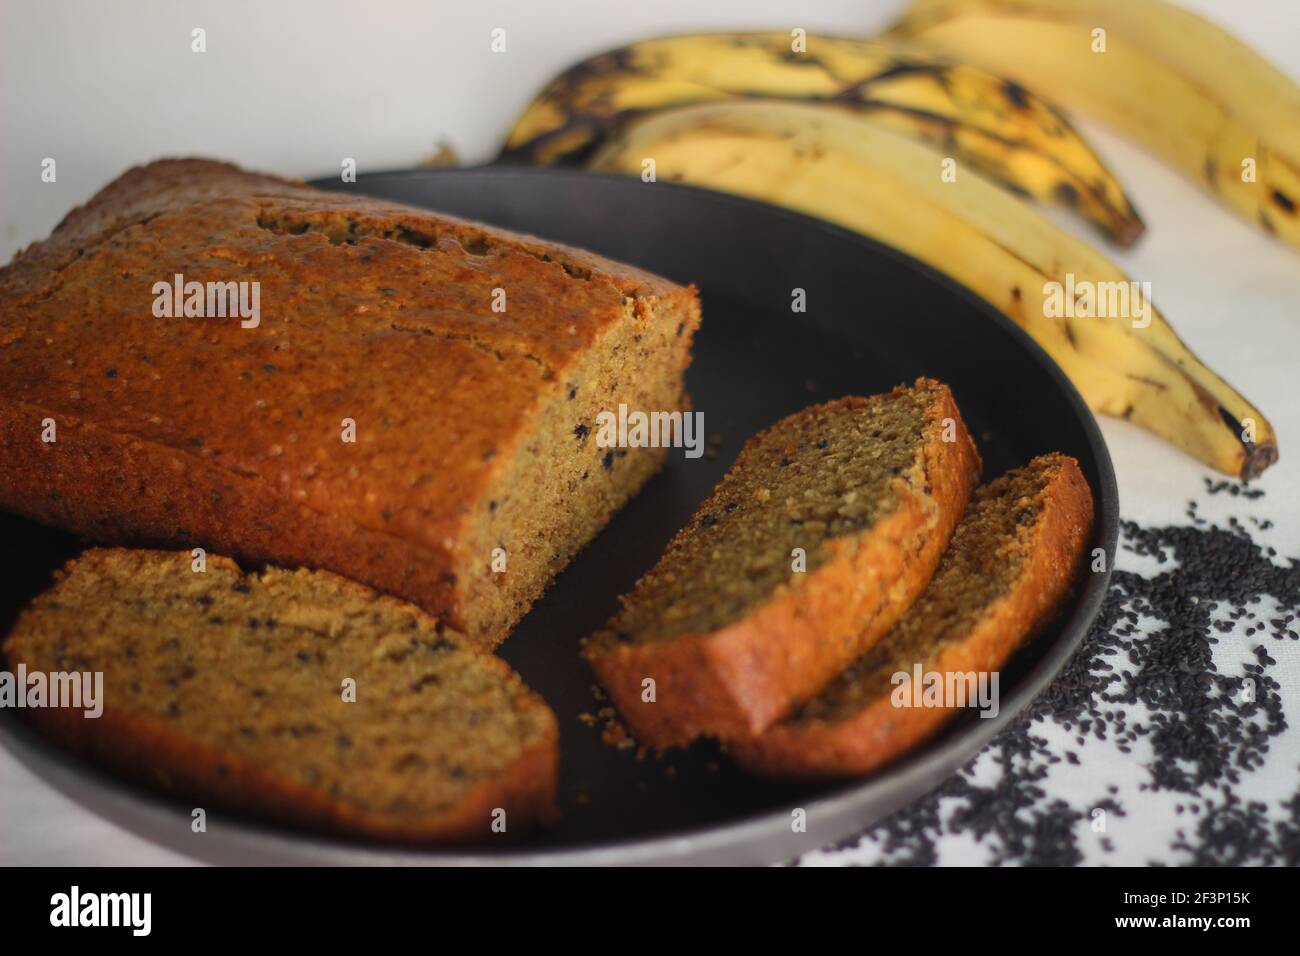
[
  {"xmin": 0, "ymin": 159, "xmax": 700, "ymax": 647},
  {"xmin": 3, "ymin": 548, "xmax": 559, "ymax": 842}
]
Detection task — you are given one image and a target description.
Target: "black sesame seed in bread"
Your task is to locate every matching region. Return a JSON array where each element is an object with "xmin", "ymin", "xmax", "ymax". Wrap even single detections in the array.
[
  {"xmin": 732, "ymin": 454, "xmax": 1094, "ymax": 778},
  {"xmin": 585, "ymin": 380, "xmax": 981, "ymax": 747},
  {"xmin": 2, "ymin": 548, "xmax": 559, "ymax": 842}
]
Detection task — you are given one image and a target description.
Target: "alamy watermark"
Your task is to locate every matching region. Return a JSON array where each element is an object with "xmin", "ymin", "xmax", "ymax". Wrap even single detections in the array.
[
  {"xmin": 50, "ymin": 886, "xmax": 150, "ymax": 936},
  {"xmin": 0, "ymin": 665, "xmax": 102, "ymax": 718},
  {"xmin": 891, "ymin": 664, "xmax": 1000, "ymax": 719},
  {"xmin": 595, "ymin": 404, "xmax": 705, "ymax": 459},
  {"xmin": 1043, "ymin": 273, "xmax": 1152, "ymax": 329},
  {"xmin": 152, "ymin": 273, "xmax": 260, "ymax": 328}
]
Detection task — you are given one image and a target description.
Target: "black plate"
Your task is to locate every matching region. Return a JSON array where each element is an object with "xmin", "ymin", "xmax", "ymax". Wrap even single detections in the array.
[{"xmin": 0, "ymin": 167, "xmax": 1118, "ymax": 865}]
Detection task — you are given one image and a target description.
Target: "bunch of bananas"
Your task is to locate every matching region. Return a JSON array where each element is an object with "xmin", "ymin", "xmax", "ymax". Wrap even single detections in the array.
[
  {"xmin": 502, "ymin": 32, "xmax": 1144, "ymax": 245},
  {"xmin": 499, "ymin": 2, "xmax": 1294, "ymax": 478}
]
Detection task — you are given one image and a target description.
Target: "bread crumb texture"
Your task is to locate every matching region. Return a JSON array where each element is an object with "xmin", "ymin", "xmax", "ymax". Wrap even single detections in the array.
[
  {"xmin": 586, "ymin": 379, "xmax": 982, "ymax": 747},
  {"xmin": 800, "ymin": 454, "xmax": 1092, "ymax": 722},
  {"xmin": 2, "ymin": 548, "xmax": 559, "ymax": 842},
  {"xmin": 599, "ymin": 382, "xmax": 955, "ymax": 644},
  {"xmin": 733, "ymin": 453, "xmax": 1094, "ymax": 778}
]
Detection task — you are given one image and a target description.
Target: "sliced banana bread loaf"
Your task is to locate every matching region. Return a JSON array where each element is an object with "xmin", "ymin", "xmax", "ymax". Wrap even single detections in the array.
[
  {"xmin": 2, "ymin": 548, "xmax": 559, "ymax": 842},
  {"xmin": 584, "ymin": 380, "xmax": 981, "ymax": 747},
  {"xmin": 0, "ymin": 159, "xmax": 700, "ymax": 647},
  {"xmin": 731, "ymin": 454, "xmax": 1093, "ymax": 778}
]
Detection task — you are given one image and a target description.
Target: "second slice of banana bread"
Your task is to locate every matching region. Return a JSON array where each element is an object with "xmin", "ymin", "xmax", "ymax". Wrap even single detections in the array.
[
  {"xmin": 584, "ymin": 379, "xmax": 981, "ymax": 747},
  {"xmin": 730, "ymin": 454, "xmax": 1093, "ymax": 778}
]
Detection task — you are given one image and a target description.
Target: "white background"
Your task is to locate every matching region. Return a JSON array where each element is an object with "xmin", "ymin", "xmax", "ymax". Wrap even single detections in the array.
[{"xmin": 1, "ymin": 0, "xmax": 1298, "ymax": 865}]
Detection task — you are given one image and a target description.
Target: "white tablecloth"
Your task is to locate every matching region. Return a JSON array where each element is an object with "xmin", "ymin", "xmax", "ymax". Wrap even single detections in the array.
[{"xmin": 1, "ymin": 0, "xmax": 1296, "ymax": 866}]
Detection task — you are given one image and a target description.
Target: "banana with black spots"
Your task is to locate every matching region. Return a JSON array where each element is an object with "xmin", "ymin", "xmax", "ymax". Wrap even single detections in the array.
[
  {"xmin": 889, "ymin": 0, "xmax": 1300, "ymax": 250},
  {"xmin": 589, "ymin": 100, "xmax": 1276, "ymax": 477},
  {"xmin": 502, "ymin": 31, "xmax": 1145, "ymax": 246}
]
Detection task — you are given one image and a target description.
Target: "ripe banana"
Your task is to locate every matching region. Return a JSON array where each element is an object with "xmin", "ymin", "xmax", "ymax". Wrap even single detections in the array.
[
  {"xmin": 889, "ymin": 0, "xmax": 1300, "ymax": 250},
  {"xmin": 588, "ymin": 101, "xmax": 1276, "ymax": 478},
  {"xmin": 502, "ymin": 31, "xmax": 1145, "ymax": 246}
]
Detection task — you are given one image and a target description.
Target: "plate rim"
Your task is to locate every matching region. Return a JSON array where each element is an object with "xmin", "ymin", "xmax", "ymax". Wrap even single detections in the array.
[{"xmin": 0, "ymin": 165, "xmax": 1119, "ymax": 865}]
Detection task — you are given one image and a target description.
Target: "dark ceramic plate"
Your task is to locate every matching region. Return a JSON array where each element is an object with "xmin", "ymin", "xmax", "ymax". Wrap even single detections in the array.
[{"xmin": 0, "ymin": 167, "xmax": 1118, "ymax": 865}]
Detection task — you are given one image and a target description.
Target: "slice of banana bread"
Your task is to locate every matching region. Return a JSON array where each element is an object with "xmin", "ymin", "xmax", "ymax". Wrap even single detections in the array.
[
  {"xmin": 584, "ymin": 380, "xmax": 981, "ymax": 747},
  {"xmin": 2, "ymin": 548, "xmax": 559, "ymax": 842},
  {"xmin": 731, "ymin": 454, "xmax": 1093, "ymax": 778},
  {"xmin": 0, "ymin": 159, "xmax": 700, "ymax": 647}
]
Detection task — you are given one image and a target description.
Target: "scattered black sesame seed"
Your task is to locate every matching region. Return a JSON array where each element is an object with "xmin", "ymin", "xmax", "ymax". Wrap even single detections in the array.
[{"xmin": 809, "ymin": 483, "xmax": 1298, "ymax": 866}]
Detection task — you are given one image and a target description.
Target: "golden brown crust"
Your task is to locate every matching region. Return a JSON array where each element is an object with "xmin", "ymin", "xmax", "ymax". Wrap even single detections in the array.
[
  {"xmin": 585, "ymin": 380, "xmax": 981, "ymax": 747},
  {"xmin": 0, "ymin": 398, "xmax": 460, "ymax": 621},
  {"xmin": 6, "ymin": 158, "xmax": 682, "ymax": 301},
  {"xmin": 15, "ymin": 688, "xmax": 559, "ymax": 843},
  {"xmin": 731, "ymin": 455, "xmax": 1094, "ymax": 778},
  {"xmin": 0, "ymin": 158, "xmax": 700, "ymax": 645}
]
